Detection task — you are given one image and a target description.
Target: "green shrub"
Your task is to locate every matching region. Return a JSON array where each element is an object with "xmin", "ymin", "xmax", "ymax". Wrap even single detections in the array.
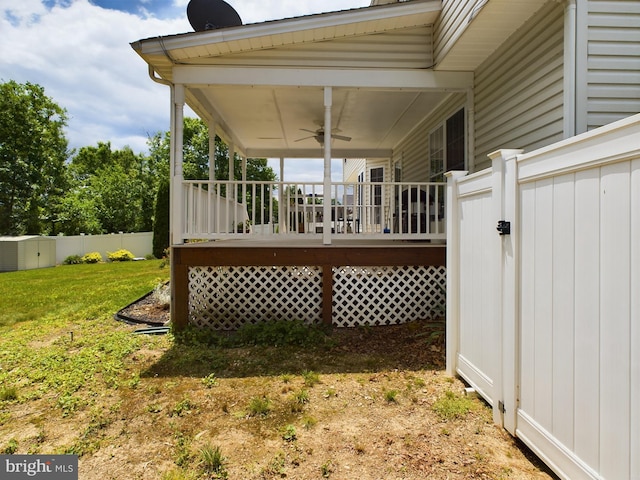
[
  {"xmin": 153, "ymin": 179, "xmax": 170, "ymax": 260},
  {"xmin": 63, "ymin": 255, "xmax": 83, "ymax": 265},
  {"xmin": 107, "ymin": 249, "xmax": 134, "ymax": 262},
  {"xmin": 81, "ymin": 252, "xmax": 102, "ymax": 264}
]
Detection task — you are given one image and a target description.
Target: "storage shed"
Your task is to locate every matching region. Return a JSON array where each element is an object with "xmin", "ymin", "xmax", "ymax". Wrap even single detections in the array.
[{"xmin": 0, "ymin": 236, "xmax": 57, "ymax": 272}]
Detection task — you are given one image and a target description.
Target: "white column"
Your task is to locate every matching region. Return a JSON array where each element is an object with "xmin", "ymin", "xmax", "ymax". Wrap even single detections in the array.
[
  {"xmin": 228, "ymin": 143, "xmax": 235, "ymax": 183},
  {"xmin": 322, "ymin": 87, "xmax": 332, "ymax": 245},
  {"xmin": 170, "ymin": 84, "xmax": 185, "ymax": 246},
  {"xmin": 208, "ymin": 121, "xmax": 216, "ymax": 235},
  {"xmin": 279, "ymin": 158, "xmax": 285, "ymax": 234},
  {"xmin": 208, "ymin": 120, "xmax": 217, "ymax": 182}
]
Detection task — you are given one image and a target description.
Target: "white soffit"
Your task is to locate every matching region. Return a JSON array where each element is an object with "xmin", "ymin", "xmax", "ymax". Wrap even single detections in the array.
[{"xmin": 436, "ymin": 0, "xmax": 548, "ymax": 71}]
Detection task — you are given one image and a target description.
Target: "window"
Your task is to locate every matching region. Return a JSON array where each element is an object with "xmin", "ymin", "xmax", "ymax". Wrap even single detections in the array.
[{"xmin": 429, "ymin": 108, "xmax": 465, "ymax": 182}]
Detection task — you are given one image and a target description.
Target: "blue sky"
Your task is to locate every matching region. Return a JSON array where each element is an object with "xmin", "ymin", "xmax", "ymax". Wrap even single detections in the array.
[{"xmin": 0, "ymin": 0, "xmax": 370, "ymax": 181}]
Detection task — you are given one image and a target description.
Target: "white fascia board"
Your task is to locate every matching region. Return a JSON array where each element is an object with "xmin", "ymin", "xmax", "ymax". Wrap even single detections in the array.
[
  {"xmin": 133, "ymin": 0, "xmax": 440, "ymax": 56},
  {"xmin": 174, "ymin": 66, "xmax": 473, "ymax": 91}
]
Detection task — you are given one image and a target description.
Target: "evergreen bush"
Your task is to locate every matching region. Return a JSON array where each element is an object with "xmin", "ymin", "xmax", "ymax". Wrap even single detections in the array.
[{"xmin": 152, "ymin": 179, "xmax": 170, "ymax": 259}]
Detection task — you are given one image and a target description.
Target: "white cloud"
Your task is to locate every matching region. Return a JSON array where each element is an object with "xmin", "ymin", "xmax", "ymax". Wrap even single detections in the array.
[{"xmin": 0, "ymin": 0, "xmax": 368, "ymax": 180}]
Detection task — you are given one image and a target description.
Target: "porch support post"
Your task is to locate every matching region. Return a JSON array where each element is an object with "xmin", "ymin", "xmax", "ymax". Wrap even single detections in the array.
[
  {"xmin": 208, "ymin": 120, "xmax": 217, "ymax": 181},
  {"xmin": 279, "ymin": 158, "xmax": 285, "ymax": 233},
  {"xmin": 170, "ymin": 84, "xmax": 187, "ymax": 330},
  {"xmin": 242, "ymin": 155, "xmax": 247, "ymax": 205},
  {"xmin": 170, "ymin": 84, "xmax": 185, "ymax": 246},
  {"xmin": 208, "ymin": 121, "xmax": 216, "ymax": 235},
  {"xmin": 322, "ymin": 87, "xmax": 332, "ymax": 245}
]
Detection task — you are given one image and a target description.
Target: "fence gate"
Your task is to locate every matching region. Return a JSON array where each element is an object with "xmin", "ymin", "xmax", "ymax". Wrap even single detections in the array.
[{"xmin": 447, "ymin": 115, "xmax": 640, "ymax": 480}]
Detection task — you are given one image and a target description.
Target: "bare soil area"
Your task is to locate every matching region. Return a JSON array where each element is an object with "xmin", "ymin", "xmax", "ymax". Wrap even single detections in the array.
[{"xmin": 3, "ymin": 295, "xmax": 557, "ymax": 480}]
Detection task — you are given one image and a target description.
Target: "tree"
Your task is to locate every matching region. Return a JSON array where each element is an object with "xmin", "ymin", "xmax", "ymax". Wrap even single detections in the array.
[
  {"xmin": 0, "ymin": 80, "xmax": 69, "ymax": 235},
  {"xmin": 63, "ymin": 142, "xmax": 164, "ymax": 234},
  {"xmin": 152, "ymin": 178, "xmax": 170, "ymax": 258},
  {"xmin": 147, "ymin": 117, "xmax": 278, "ymax": 227}
]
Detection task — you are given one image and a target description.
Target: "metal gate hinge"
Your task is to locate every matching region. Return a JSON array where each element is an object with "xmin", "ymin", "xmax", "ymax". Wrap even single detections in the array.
[{"xmin": 498, "ymin": 401, "xmax": 506, "ymax": 414}]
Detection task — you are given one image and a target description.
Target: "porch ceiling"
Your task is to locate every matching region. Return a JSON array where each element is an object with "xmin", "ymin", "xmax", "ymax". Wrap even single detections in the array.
[{"xmin": 132, "ymin": 0, "xmax": 474, "ymax": 159}]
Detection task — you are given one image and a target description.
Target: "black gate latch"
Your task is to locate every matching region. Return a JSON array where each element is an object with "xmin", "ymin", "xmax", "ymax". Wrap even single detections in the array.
[{"xmin": 496, "ymin": 221, "xmax": 511, "ymax": 236}]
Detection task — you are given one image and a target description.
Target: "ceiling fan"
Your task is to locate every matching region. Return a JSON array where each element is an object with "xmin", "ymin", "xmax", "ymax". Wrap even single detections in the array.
[{"xmin": 295, "ymin": 127, "xmax": 352, "ymax": 144}]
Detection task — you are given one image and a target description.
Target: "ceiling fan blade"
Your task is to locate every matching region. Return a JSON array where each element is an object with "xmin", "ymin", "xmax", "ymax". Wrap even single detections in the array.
[
  {"xmin": 331, "ymin": 134, "xmax": 352, "ymax": 142},
  {"xmin": 294, "ymin": 135, "xmax": 315, "ymax": 142}
]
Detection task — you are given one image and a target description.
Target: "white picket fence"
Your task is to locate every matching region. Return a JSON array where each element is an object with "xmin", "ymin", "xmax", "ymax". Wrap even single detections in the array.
[
  {"xmin": 446, "ymin": 114, "xmax": 639, "ymax": 480},
  {"xmin": 51, "ymin": 232, "xmax": 153, "ymax": 264}
]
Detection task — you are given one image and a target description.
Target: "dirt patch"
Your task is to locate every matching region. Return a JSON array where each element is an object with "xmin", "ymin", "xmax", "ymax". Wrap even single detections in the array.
[{"xmin": 1, "ymin": 294, "xmax": 556, "ymax": 480}]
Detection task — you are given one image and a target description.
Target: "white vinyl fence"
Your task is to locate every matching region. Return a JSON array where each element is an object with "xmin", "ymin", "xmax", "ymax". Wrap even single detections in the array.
[
  {"xmin": 446, "ymin": 114, "xmax": 639, "ymax": 480},
  {"xmin": 51, "ymin": 232, "xmax": 153, "ymax": 264}
]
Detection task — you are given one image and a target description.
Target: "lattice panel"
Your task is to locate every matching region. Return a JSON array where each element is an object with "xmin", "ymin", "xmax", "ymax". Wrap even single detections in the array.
[
  {"xmin": 188, "ymin": 266, "xmax": 323, "ymax": 330},
  {"xmin": 332, "ymin": 266, "xmax": 446, "ymax": 328}
]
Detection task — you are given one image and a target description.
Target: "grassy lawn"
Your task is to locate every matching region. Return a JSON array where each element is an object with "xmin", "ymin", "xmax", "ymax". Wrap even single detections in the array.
[{"xmin": 0, "ymin": 262, "xmax": 554, "ymax": 480}]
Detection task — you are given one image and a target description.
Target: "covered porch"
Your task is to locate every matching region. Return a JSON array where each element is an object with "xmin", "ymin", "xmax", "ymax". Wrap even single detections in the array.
[{"xmin": 131, "ymin": 0, "xmax": 472, "ymax": 329}]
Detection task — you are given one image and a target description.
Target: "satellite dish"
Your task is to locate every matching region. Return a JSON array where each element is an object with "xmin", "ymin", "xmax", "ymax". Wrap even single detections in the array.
[{"xmin": 187, "ymin": 0, "xmax": 242, "ymax": 32}]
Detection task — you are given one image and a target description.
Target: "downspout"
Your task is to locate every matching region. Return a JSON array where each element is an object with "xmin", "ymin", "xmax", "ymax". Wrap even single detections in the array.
[
  {"xmin": 147, "ymin": 66, "xmax": 180, "ymax": 246},
  {"xmin": 563, "ymin": 0, "xmax": 577, "ymax": 138}
]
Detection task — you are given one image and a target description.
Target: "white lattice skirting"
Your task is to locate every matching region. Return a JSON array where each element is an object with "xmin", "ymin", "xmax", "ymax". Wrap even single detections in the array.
[{"xmin": 188, "ymin": 265, "xmax": 446, "ymax": 330}]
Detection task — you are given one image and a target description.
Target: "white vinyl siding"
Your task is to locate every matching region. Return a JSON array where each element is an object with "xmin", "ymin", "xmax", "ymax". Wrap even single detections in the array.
[
  {"xmin": 473, "ymin": 2, "xmax": 564, "ymax": 170},
  {"xmin": 583, "ymin": 0, "xmax": 640, "ymax": 130},
  {"xmin": 188, "ymin": 27, "xmax": 434, "ymax": 69},
  {"xmin": 433, "ymin": 0, "xmax": 476, "ymax": 64},
  {"xmin": 394, "ymin": 93, "xmax": 466, "ymax": 182}
]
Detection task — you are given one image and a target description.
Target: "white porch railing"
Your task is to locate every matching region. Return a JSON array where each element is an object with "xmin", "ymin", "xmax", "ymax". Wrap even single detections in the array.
[{"xmin": 182, "ymin": 180, "xmax": 446, "ymax": 242}]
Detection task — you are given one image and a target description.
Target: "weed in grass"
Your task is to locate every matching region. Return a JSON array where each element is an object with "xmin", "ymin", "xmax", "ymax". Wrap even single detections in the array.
[
  {"xmin": 280, "ymin": 374, "xmax": 293, "ymax": 383},
  {"xmin": 293, "ymin": 389, "xmax": 310, "ymax": 405},
  {"xmin": 384, "ymin": 389, "xmax": 399, "ymax": 403},
  {"xmin": 173, "ymin": 432, "xmax": 192, "ymax": 468},
  {"xmin": 57, "ymin": 393, "xmax": 84, "ymax": 417},
  {"xmin": 320, "ymin": 460, "xmax": 333, "ymax": 478},
  {"xmin": 302, "ymin": 415, "xmax": 317, "ymax": 429},
  {"xmin": 302, "ymin": 370, "xmax": 320, "ymax": 387},
  {"xmin": 202, "ymin": 373, "xmax": 219, "ymax": 388},
  {"xmin": 3, "ymin": 438, "xmax": 18, "ymax": 454},
  {"xmin": 172, "ymin": 397, "xmax": 195, "ymax": 417},
  {"xmin": 0, "ymin": 385, "xmax": 18, "ymax": 402},
  {"xmin": 248, "ymin": 396, "xmax": 271, "ymax": 417},
  {"xmin": 200, "ymin": 444, "xmax": 228, "ymax": 478},
  {"xmin": 354, "ymin": 441, "xmax": 365, "ymax": 454},
  {"xmin": 323, "ymin": 388, "xmax": 337, "ymax": 398},
  {"xmin": 127, "ymin": 374, "xmax": 140, "ymax": 389},
  {"xmin": 432, "ymin": 390, "xmax": 474, "ymax": 420},
  {"xmin": 282, "ymin": 424, "xmax": 297, "ymax": 442},
  {"xmin": 161, "ymin": 469, "xmax": 197, "ymax": 480},
  {"xmin": 261, "ymin": 451, "xmax": 286, "ymax": 477},
  {"xmin": 147, "ymin": 403, "xmax": 162, "ymax": 414}
]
